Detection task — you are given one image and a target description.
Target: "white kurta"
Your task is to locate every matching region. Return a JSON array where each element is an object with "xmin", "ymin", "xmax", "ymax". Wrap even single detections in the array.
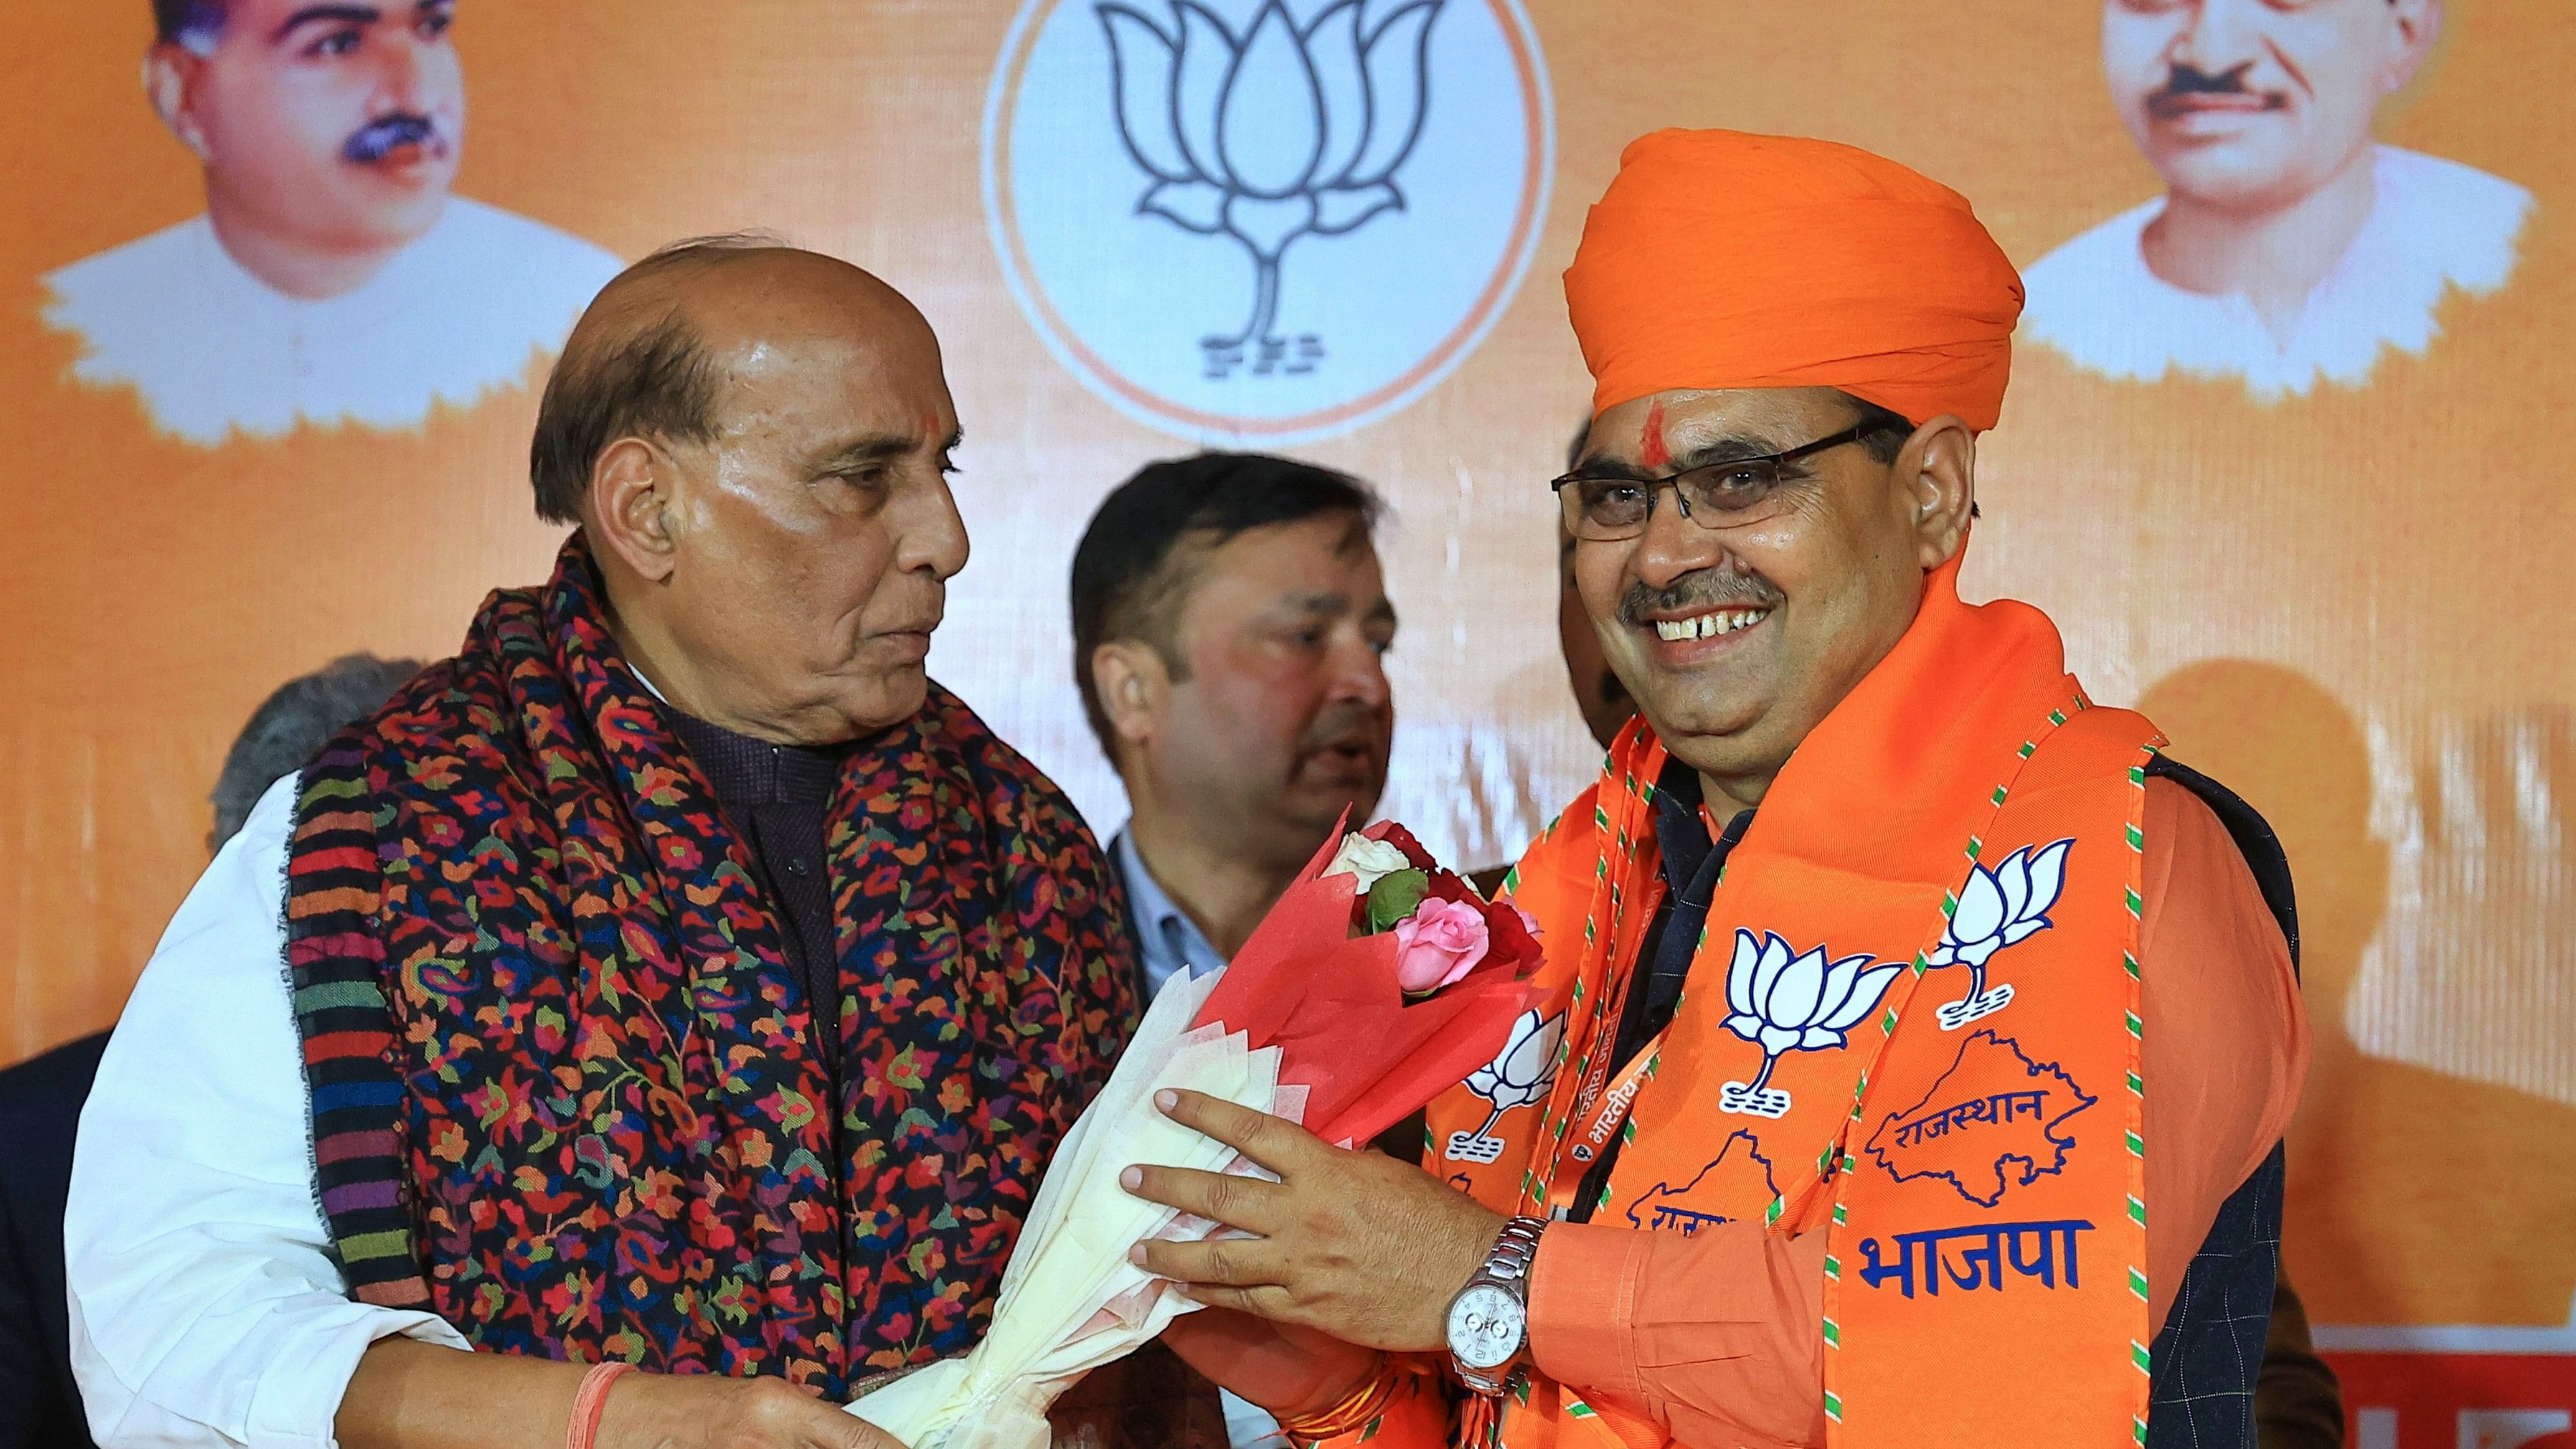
[
  {"xmin": 66, "ymin": 775, "xmax": 467, "ymax": 1449},
  {"xmin": 42, "ymin": 197, "xmax": 621, "ymax": 445},
  {"xmin": 2020, "ymin": 146, "xmax": 2533, "ymax": 398}
]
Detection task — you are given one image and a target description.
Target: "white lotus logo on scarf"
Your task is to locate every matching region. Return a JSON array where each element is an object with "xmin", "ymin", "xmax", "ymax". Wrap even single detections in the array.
[
  {"xmin": 1719, "ymin": 930, "xmax": 1904, "ymax": 1118},
  {"xmin": 983, "ymin": 0, "xmax": 1552, "ymax": 445},
  {"xmin": 1925, "ymin": 839, "xmax": 2073, "ymax": 1031},
  {"xmin": 1448, "ymin": 1007, "xmax": 1560, "ymax": 1162}
]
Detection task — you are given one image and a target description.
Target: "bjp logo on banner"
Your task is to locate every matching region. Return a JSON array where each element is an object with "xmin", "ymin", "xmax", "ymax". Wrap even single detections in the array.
[{"xmin": 985, "ymin": 0, "xmax": 1551, "ymax": 444}]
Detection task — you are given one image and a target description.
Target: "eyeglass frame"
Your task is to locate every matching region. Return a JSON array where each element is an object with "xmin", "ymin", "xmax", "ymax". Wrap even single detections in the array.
[{"xmin": 1547, "ymin": 420, "xmax": 1877, "ymax": 540}]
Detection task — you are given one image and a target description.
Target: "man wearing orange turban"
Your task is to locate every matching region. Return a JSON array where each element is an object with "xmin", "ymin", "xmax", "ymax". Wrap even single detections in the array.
[{"xmin": 1124, "ymin": 130, "xmax": 2306, "ymax": 1449}]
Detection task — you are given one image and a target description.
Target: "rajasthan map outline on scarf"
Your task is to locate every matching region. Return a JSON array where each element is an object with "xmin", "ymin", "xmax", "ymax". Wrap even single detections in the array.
[{"xmin": 284, "ymin": 537, "xmax": 1137, "ymax": 1392}]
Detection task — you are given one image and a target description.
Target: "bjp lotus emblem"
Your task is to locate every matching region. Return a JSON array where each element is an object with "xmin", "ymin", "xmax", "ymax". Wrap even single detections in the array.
[
  {"xmin": 989, "ymin": 0, "xmax": 1547, "ymax": 444},
  {"xmin": 1719, "ymin": 930, "xmax": 1905, "ymax": 1118},
  {"xmin": 1925, "ymin": 839, "xmax": 2072, "ymax": 1031},
  {"xmin": 1098, "ymin": 0, "xmax": 1445, "ymax": 374},
  {"xmin": 1448, "ymin": 1008, "xmax": 1560, "ymax": 1163}
]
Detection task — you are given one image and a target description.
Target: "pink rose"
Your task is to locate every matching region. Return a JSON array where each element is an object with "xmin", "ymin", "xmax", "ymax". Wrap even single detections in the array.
[{"xmin": 1392, "ymin": 897, "xmax": 1491, "ymax": 995}]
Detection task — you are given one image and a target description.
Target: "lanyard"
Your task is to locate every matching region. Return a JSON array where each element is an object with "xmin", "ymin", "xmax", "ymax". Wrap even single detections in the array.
[
  {"xmin": 1545, "ymin": 797, "xmax": 1740, "ymax": 1215},
  {"xmin": 1568, "ymin": 1031, "xmax": 1662, "ymax": 1169}
]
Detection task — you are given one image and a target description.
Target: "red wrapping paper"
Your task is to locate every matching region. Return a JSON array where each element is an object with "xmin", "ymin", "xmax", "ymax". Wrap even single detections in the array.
[{"xmin": 1191, "ymin": 817, "xmax": 1542, "ymax": 1148}]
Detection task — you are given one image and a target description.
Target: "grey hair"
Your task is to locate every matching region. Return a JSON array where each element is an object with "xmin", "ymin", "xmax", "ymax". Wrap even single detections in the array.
[
  {"xmin": 208, "ymin": 653, "xmax": 425, "ymax": 852},
  {"xmin": 527, "ymin": 231, "xmax": 792, "ymax": 524}
]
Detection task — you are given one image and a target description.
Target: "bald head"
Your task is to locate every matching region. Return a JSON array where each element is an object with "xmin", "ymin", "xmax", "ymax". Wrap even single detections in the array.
[
  {"xmin": 532, "ymin": 237, "xmax": 940, "ymax": 524},
  {"xmin": 542, "ymin": 235, "xmax": 969, "ymax": 746}
]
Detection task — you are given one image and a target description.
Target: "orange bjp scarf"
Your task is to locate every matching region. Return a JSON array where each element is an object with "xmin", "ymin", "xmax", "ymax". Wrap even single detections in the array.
[{"xmin": 1426, "ymin": 556, "xmax": 2161, "ymax": 1447}]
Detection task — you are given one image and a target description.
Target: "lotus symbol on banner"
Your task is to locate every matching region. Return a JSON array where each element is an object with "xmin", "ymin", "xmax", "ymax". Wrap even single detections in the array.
[
  {"xmin": 1448, "ymin": 1007, "xmax": 1560, "ymax": 1163},
  {"xmin": 1098, "ymin": 0, "xmax": 1445, "ymax": 374},
  {"xmin": 1719, "ymin": 930, "xmax": 1905, "ymax": 1118},
  {"xmin": 1925, "ymin": 839, "xmax": 2073, "ymax": 1031}
]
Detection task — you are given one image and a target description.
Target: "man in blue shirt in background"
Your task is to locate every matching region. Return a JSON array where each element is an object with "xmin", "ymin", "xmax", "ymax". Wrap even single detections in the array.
[
  {"xmin": 1071, "ymin": 452, "xmax": 1396, "ymax": 1002},
  {"xmin": 1070, "ymin": 453, "xmax": 1396, "ymax": 1446}
]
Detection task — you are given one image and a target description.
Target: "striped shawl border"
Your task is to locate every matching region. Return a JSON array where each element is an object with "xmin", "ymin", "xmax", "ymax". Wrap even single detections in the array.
[{"xmin": 283, "ymin": 741, "xmax": 432, "ymax": 1308}]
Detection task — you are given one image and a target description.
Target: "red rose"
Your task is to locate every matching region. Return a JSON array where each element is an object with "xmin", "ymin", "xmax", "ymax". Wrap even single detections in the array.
[
  {"xmin": 1475, "ymin": 897, "xmax": 1544, "ymax": 977},
  {"xmin": 1420, "ymin": 869, "xmax": 1475, "ymax": 905}
]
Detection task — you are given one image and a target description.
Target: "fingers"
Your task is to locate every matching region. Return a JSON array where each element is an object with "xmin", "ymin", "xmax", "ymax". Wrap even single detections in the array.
[
  {"xmin": 1170, "ymin": 1280, "xmax": 1303, "ymax": 1325},
  {"xmin": 718, "ymin": 1375, "xmax": 894, "ymax": 1449},
  {"xmin": 1133, "ymin": 1232, "xmax": 1284, "ymax": 1288},
  {"xmin": 818, "ymin": 1409, "xmax": 912, "ymax": 1449},
  {"xmin": 1119, "ymin": 1161, "xmax": 1284, "ymax": 1233},
  {"xmin": 1151, "ymin": 1089, "xmax": 1321, "ymax": 1175},
  {"xmin": 1159, "ymin": 1303, "xmax": 1280, "ymax": 1361},
  {"xmin": 816, "ymin": 1408, "xmax": 912, "ymax": 1449},
  {"xmin": 1160, "ymin": 1303, "xmax": 1384, "ymax": 1416}
]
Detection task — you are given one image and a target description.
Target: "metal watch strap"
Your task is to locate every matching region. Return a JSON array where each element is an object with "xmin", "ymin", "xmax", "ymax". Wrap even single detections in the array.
[{"xmin": 1452, "ymin": 1216, "xmax": 1548, "ymax": 1395}]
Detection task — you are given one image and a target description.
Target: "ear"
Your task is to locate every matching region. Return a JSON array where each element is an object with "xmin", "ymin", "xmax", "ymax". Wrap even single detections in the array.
[
  {"xmin": 585, "ymin": 438, "xmax": 681, "ymax": 585},
  {"xmin": 1897, "ymin": 415, "xmax": 1978, "ymax": 570},
  {"xmin": 2384, "ymin": 0, "xmax": 2441, "ymax": 93},
  {"xmin": 1090, "ymin": 641, "xmax": 1171, "ymax": 757},
  {"xmin": 143, "ymin": 44, "xmax": 210, "ymax": 161}
]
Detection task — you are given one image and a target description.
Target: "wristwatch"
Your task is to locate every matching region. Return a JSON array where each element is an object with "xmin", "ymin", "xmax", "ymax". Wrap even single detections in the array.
[{"xmin": 1446, "ymin": 1216, "xmax": 1548, "ymax": 1394}]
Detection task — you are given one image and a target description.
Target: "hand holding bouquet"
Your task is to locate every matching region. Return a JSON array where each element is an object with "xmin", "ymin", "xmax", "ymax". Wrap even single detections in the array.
[{"xmin": 847, "ymin": 817, "xmax": 1540, "ymax": 1449}]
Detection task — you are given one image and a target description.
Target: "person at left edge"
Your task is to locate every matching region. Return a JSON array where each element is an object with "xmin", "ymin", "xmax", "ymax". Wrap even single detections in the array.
[
  {"xmin": 0, "ymin": 653, "xmax": 423, "ymax": 1449},
  {"xmin": 41, "ymin": 0, "xmax": 621, "ymax": 445},
  {"xmin": 1071, "ymin": 450, "xmax": 1399, "ymax": 1445},
  {"xmin": 65, "ymin": 239, "xmax": 1137, "ymax": 1449}
]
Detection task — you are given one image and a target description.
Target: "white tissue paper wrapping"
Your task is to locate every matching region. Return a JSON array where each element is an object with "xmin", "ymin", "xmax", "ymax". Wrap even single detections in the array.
[{"xmin": 847, "ymin": 968, "xmax": 1301, "ymax": 1449}]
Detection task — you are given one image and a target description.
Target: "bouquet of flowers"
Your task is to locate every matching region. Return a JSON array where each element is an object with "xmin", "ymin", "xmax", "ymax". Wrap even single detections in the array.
[
  {"xmin": 1207, "ymin": 820, "xmax": 1544, "ymax": 1148},
  {"xmin": 848, "ymin": 818, "xmax": 1542, "ymax": 1449}
]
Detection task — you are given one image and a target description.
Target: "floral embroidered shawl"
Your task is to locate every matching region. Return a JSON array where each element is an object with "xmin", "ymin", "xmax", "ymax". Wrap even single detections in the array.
[{"xmin": 283, "ymin": 537, "xmax": 1136, "ymax": 1392}]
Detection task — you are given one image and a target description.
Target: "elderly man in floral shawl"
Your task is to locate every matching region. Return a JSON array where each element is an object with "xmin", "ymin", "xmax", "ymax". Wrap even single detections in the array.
[{"xmin": 67, "ymin": 241, "xmax": 1172, "ymax": 1449}]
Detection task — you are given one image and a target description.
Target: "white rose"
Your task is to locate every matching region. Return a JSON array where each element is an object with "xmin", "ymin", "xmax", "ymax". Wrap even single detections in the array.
[{"xmin": 1321, "ymin": 833, "xmax": 1412, "ymax": 895}]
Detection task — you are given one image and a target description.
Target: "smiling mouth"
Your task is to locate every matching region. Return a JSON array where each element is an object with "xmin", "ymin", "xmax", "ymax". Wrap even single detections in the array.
[{"xmin": 1651, "ymin": 607, "xmax": 1770, "ymax": 643}]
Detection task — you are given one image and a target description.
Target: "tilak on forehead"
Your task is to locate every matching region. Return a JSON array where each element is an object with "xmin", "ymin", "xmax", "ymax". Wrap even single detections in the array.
[
  {"xmin": 1564, "ymin": 129, "xmax": 2025, "ymax": 431},
  {"xmin": 1636, "ymin": 397, "xmax": 1670, "ymax": 470}
]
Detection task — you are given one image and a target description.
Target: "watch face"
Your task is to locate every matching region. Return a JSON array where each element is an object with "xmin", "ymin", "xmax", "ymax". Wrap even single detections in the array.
[{"xmin": 1447, "ymin": 1282, "xmax": 1525, "ymax": 1372}]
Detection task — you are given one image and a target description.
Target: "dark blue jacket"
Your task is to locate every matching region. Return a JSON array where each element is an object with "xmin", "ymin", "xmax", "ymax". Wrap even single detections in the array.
[{"xmin": 0, "ymin": 1029, "xmax": 107, "ymax": 1449}]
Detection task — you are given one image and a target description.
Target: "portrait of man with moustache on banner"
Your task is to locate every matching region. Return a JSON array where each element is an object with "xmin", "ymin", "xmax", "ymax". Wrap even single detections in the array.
[
  {"xmin": 2021, "ymin": 0, "xmax": 2533, "ymax": 397},
  {"xmin": 41, "ymin": 0, "xmax": 621, "ymax": 445}
]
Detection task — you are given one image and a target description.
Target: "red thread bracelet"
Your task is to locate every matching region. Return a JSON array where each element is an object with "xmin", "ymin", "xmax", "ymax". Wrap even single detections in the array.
[{"xmin": 566, "ymin": 1361, "xmax": 636, "ymax": 1449}]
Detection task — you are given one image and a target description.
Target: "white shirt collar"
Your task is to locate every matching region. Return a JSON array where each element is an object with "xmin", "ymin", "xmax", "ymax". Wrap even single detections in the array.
[{"xmin": 2019, "ymin": 145, "xmax": 2534, "ymax": 397}]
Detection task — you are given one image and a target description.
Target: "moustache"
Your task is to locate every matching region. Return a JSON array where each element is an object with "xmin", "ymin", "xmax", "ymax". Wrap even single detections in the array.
[
  {"xmin": 1617, "ymin": 568, "xmax": 1784, "ymax": 629},
  {"xmin": 343, "ymin": 113, "xmax": 443, "ymax": 164},
  {"xmin": 1295, "ymin": 704, "xmax": 1387, "ymax": 760},
  {"xmin": 2150, "ymin": 62, "xmax": 2283, "ymax": 110}
]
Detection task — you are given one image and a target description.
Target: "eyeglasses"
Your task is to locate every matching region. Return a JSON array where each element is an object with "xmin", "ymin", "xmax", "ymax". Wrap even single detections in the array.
[{"xmin": 1549, "ymin": 421, "xmax": 1874, "ymax": 542}]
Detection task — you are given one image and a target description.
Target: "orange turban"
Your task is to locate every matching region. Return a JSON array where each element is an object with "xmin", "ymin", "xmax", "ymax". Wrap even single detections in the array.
[{"xmin": 1564, "ymin": 130, "xmax": 2024, "ymax": 430}]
